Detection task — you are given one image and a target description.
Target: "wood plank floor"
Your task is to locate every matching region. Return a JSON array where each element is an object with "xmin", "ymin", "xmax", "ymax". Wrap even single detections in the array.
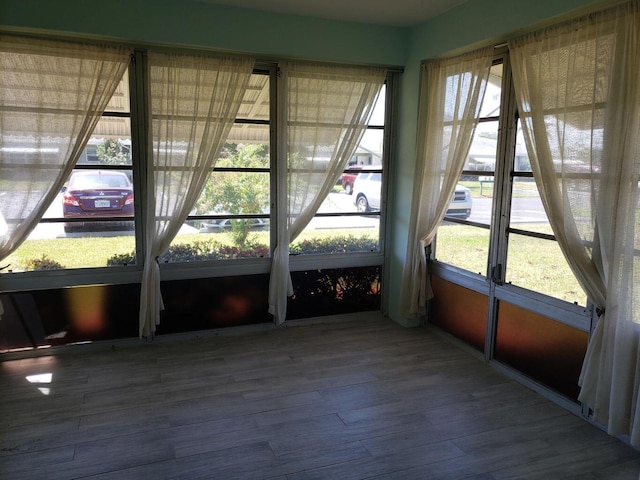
[{"xmin": 1, "ymin": 313, "xmax": 639, "ymax": 480}]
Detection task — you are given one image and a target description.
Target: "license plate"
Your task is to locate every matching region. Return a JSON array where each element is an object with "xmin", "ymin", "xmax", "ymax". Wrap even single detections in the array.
[{"xmin": 95, "ymin": 200, "xmax": 111, "ymax": 208}]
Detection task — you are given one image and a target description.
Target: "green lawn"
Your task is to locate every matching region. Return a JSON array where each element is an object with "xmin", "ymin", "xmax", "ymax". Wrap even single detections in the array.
[
  {"xmin": 435, "ymin": 223, "xmax": 586, "ymax": 304},
  {"xmin": 3, "ymin": 235, "xmax": 138, "ymax": 271},
  {"xmin": 4, "ymin": 226, "xmax": 380, "ymax": 272},
  {"xmin": 5, "ymin": 217, "xmax": 585, "ymax": 306}
]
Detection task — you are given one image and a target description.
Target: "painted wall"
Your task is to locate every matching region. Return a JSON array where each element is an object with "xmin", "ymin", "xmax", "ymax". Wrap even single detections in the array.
[
  {"xmin": 0, "ymin": 0, "xmax": 408, "ymax": 66},
  {"xmin": 386, "ymin": 0, "xmax": 607, "ymax": 326}
]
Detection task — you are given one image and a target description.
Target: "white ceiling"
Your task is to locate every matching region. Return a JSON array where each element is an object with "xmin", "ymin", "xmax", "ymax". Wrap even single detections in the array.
[{"xmin": 193, "ymin": 0, "xmax": 469, "ymax": 27}]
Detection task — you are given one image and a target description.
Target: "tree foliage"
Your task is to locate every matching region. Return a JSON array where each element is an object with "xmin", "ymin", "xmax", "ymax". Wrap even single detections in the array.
[
  {"xmin": 197, "ymin": 143, "xmax": 270, "ymax": 247},
  {"xmin": 96, "ymin": 139, "xmax": 131, "ymax": 165}
]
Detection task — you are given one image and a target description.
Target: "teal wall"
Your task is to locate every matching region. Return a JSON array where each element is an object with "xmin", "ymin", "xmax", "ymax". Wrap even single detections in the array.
[
  {"xmin": 0, "ymin": 0, "xmax": 612, "ymax": 326},
  {"xmin": 0, "ymin": 0, "xmax": 408, "ymax": 65}
]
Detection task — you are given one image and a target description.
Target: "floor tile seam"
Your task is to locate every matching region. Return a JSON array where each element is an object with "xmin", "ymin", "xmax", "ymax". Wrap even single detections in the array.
[{"xmin": 266, "ymin": 442, "xmax": 374, "ymax": 479}]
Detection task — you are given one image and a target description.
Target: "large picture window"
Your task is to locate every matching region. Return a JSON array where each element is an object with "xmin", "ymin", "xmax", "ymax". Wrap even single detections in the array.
[{"xmin": 0, "ymin": 38, "xmax": 396, "ymax": 290}]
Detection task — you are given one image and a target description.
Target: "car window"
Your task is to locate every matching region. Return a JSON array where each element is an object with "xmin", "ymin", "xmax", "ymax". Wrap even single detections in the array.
[{"xmin": 70, "ymin": 173, "xmax": 130, "ymax": 189}]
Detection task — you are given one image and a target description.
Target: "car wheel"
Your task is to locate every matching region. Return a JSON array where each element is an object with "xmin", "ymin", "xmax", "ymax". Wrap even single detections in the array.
[
  {"xmin": 356, "ymin": 195, "xmax": 369, "ymax": 212},
  {"xmin": 344, "ymin": 183, "xmax": 353, "ymax": 195}
]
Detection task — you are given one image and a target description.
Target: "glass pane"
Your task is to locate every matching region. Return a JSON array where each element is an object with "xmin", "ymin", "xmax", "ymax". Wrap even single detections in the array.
[
  {"xmin": 226, "ymin": 123, "xmax": 269, "ymax": 145},
  {"xmin": 4, "ymin": 228, "xmax": 136, "ymax": 271},
  {"xmin": 465, "ymin": 121, "xmax": 498, "ymax": 173},
  {"xmin": 368, "ymin": 84, "xmax": 386, "ymax": 126},
  {"xmin": 195, "ymin": 170, "xmax": 270, "ymax": 216},
  {"xmin": 434, "ymin": 223, "xmax": 490, "ymax": 276},
  {"xmin": 236, "ymin": 73, "xmax": 269, "ymax": 121},
  {"xmin": 293, "ymin": 226, "xmax": 379, "ymax": 254},
  {"xmin": 510, "ymin": 178, "xmax": 551, "ymax": 232},
  {"xmin": 505, "ymin": 234, "xmax": 586, "ymax": 305},
  {"xmin": 4, "ymin": 163, "xmax": 136, "ymax": 271},
  {"xmin": 514, "ymin": 120, "xmax": 531, "ymax": 172},
  {"xmin": 169, "ymin": 143, "xmax": 271, "ymax": 261},
  {"xmin": 298, "ymin": 170, "xmax": 380, "ymax": 254},
  {"xmin": 296, "ymin": 125, "xmax": 383, "ymax": 255},
  {"xmin": 83, "ymin": 118, "xmax": 132, "ymax": 166},
  {"xmin": 339, "ymin": 129, "xmax": 383, "ymax": 196},
  {"xmin": 169, "ymin": 217, "xmax": 270, "ymax": 262},
  {"xmin": 104, "ymin": 70, "xmax": 130, "ymax": 113},
  {"xmin": 479, "ymin": 63, "xmax": 502, "ymax": 118}
]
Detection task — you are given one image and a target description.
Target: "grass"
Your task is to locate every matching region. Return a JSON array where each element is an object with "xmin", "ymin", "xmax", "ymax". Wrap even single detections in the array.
[
  {"xmin": 4, "ymin": 226, "xmax": 380, "ymax": 272},
  {"xmin": 5, "ymin": 217, "xmax": 583, "ymax": 306},
  {"xmin": 436, "ymin": 223, "xmax": 586, "ymax": 305},
  {"xmin": 459, "ymin": 179, "xmax": 539, "ymax": 198},
  {"xmin": 3, "ymin": 235, "xmax": 137, "ymax": 271}
]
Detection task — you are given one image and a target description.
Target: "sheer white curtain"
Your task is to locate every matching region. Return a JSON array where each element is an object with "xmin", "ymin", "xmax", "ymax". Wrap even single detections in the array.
[
  {"xmin": 139, "ymin": 53, "xmax": 254, "ymax": 337},
  {"xmin": 509, "ymin": 1, "xmax": 640, "ymax": 446},
  {"xmin": 0, "ymin": 35, "xmax": 130, "ymax": 263},
  {"xmin": 400, "ymin": 48, "xmax": 493, "ymax": 317},
  {"xmin": 268, "ymin": 62, "xmax": 386, "ymax": 324}
]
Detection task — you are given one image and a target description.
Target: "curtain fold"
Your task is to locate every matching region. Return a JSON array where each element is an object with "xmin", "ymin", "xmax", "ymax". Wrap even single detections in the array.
[
  {"xmin": 268, "ymin": 62, "xmax": 386, "ymax": 324},
  {"xmin": 399, "ymin": 47, "xmax": 493, "ymax": 318},
  {"xmin": 139, "ymin": 53, "xmax": 254, "ymax": 337},
  {"xmin": 509, "ymin": 0, "xmax": 640, "ymax": 446},
  {"xmin": 0, "ymin": 35, "xmax": 130, "ymax": 264}
]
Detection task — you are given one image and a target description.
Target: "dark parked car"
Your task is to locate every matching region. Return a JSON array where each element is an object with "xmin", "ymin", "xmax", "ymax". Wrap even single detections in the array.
[{"xmin": 63, "ymin": 170, "xmax": 134, "ymax": 232}]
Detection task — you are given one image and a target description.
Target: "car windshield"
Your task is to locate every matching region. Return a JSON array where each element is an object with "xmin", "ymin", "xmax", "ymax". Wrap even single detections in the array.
[{"xmin": 70, "ymin": 173, "xmax": 129, "ymax": 189}]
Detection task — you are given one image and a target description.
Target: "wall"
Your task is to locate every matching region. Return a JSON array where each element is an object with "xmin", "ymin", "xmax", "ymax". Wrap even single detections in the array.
[
  {"xmin": 0, "ymin": 0, "xmax": 407, "ymax": 66},
  {"xmin": 386, "ymin": 0, "xmax": 608, "ymax": 326}
]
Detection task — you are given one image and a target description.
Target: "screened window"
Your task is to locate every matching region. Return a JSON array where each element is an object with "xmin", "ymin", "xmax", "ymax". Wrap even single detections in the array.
[
  {"xmin": 433, "ymin": 54, "xmax": 586, "ymax": 306},
  {"xmin": 168, "ymin": 71, "xmax": 272, "ymax": 262},
  {"xmin": 295, "ymin": 85, "xmax": 387, "ymax": 255},
  {"xmin": 1, "ymin": 41, "xmax": 395, "ymax": 278},
  {"xmin": 3, "ymin": 71, "xmax": 135, "ymax": 272}
]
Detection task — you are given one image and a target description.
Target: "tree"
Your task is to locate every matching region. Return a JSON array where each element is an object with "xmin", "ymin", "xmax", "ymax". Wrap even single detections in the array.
[
  {"xmin": 96, "ymin": 139, "xmax": 131, "ymax": 165},
  {"xmin": 197, "ymin": 143, "xmax": 270, "ymax": 247}
]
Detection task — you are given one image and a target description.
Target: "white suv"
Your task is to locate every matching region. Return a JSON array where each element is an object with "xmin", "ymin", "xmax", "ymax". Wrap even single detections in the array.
[{"xmin": 353, "ymin": 172, "xmax": 472, "ymax": 219}]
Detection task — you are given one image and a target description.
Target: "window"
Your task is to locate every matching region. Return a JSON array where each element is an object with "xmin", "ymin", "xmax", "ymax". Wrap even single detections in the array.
[
  {"xmin": 296, "ymin": 84, "xmax": 387, "ymax": 255},
  {"xmin": 168, "ymin": 71, "xmax": 272, "ymax": 262},
  {"xmin": 433, "ymin": 51, "xmax": 586, "ymax": 306},
  {"xmin": 0, "ymin": 40, "xmax": 396, "ymax": 281},
  {"xmin": 2, "ymin": 57, "xmax": 134, "ymax": 272}
]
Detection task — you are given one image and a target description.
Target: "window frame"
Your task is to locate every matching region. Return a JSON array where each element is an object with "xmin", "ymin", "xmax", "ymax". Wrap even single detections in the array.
[
  {"xmin": 429, "ymin": 48, "xmax": 593, "ymax": 342},
  {"xmin": 0, "ymin": 41, "xmax": 399, "ymax": 292}
]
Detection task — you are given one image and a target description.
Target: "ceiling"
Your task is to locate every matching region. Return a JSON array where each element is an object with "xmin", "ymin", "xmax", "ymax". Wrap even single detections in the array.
[{"xmin": 193, "ymin": 0, "xmax": 469, "ymax": 27}]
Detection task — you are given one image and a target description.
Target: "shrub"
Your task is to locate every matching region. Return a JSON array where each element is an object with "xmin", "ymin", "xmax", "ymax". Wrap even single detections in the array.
[
  {"xmin": 106, "ymin": 252, "xmax": 136, "ymax": 266},
  {"xmin": 26, "ymin": 254, "xmax": 64, "ymax": 270},
  {"xmin": 290, "ymin": 235, "xmax": 378, "ymax": 255},
  {"xmin": 106, "ymin": 234, "xmax": 377, "ymax": 265}
]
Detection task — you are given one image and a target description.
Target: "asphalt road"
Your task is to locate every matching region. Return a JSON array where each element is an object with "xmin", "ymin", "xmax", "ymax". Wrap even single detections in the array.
[{"xmin": 23, "ymin": 190, "xmax": 547, "ymax": 241}]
